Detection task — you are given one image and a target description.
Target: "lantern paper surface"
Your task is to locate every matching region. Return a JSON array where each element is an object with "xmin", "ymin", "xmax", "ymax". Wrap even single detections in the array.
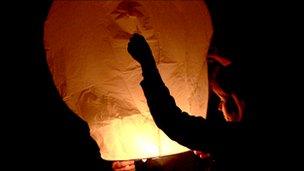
[{"xmin": 45, "ymin": 0, "xmax": 213, "ymax": 160}]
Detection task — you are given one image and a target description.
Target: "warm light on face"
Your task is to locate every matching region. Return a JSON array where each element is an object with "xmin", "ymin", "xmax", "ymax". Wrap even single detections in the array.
[{"xmin": 45, "ymin": 0, "xmax": 212, "ymax": 160}]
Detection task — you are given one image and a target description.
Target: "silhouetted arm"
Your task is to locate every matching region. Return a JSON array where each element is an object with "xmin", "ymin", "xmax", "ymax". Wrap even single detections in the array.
[
  {"xmin": 139, "ymin": 65, "xmax": 218, "ymax": 151},
  {"xmin": 128, "ymin": 34, "xmax": 241, "ymax": 153},
  {"xmin": 139, "ymin": 65, "xmax": 248, "ymax": 169}
]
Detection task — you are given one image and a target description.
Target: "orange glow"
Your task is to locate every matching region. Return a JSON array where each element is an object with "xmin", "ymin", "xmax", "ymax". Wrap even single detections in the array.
[
  {"xmin": 90, "ymin": 113, "xmax": 190, "ymax": 160},
  {"xmin": 45, "ymin": 0, "xmax": 212, "ymax": 160}
]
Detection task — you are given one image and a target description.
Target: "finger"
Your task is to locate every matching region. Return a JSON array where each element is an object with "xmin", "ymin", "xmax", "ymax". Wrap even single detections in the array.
[
  {"xmin": 112, "ymin": 161, "xmax": 124, "ymax": 169},
  {"xmin": 119, "ymin": 160, "xmax": 135, "ymax": 167},
  {"xmin": 113, "ymin": 163, "xmax": 135, "ymax": 171},
  {"xmin": 112, "ymin": 162, "xmax": 120, "ymax": 169},
  {"xmin": 122, "ymin": 164, "xmax": 135, "ymax": 171},
  {"xmin": 112, "ymin": 160, "xmax": 135, "ymax": 168}
]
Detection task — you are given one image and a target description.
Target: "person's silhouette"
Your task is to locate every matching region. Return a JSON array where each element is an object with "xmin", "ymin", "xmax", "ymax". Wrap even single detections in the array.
[{"xmin": 127, "ymin": 33, "xmax": 249, "ymax": 171}]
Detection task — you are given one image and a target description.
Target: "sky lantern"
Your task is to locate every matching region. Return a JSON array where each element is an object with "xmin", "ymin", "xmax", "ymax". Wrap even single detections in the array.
[{"xmin": 44, "ymin": 0, "xmax": 213, "ymax": 160}]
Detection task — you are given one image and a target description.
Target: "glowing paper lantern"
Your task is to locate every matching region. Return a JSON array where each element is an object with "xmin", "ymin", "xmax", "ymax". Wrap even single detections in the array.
[{"xmin": 44, "ymin": 0, "xmax": 212, "ymax": 160}]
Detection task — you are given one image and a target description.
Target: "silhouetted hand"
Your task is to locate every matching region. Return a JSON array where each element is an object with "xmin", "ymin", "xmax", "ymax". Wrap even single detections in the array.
[
  {"xmin": 112, "ymin": 160, "xmax": 135, "ymax": 171},
  {"xmin": 127, "ymin": 33, "xmax": 156, "ymax": 68}
]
